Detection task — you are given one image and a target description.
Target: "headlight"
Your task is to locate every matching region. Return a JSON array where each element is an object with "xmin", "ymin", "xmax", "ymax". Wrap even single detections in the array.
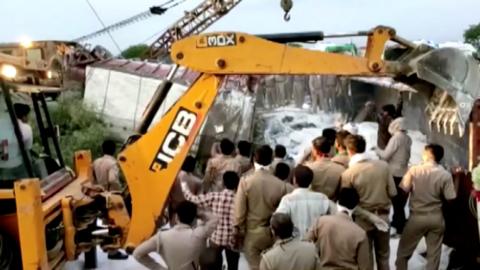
[
  {"xmin": 20, "ymin": 38, "xmax": 33, "ymax": 49},
  {"xmin": 0, "ymin": 64, "xmax": 17, "ymax": 79}
]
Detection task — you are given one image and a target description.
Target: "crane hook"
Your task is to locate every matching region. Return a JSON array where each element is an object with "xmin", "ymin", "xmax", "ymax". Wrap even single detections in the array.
[{"xmin": 280, "ymin": 0, "xmax": 293, "ymax": 21}]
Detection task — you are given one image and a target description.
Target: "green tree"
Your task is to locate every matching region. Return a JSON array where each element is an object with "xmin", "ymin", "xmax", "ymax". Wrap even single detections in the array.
[
  {"xmin": 121, "ymin": 44, "xmax": 149, "ymax": 59},
  {"xmin": 464, "ymin": 23, "xmax": 480, "ymax": 50}
]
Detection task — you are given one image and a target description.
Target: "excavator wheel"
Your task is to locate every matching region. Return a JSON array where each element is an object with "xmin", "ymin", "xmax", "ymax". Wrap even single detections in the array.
[{"xmin": 0, "ymin": 232, "xmax": 20, "ymax": 270}]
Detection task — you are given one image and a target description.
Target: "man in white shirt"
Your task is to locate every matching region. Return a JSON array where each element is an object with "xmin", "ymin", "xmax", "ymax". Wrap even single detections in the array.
[
  {"xmin": 0, "ymin": 103, "xmax": 33, "ymax": 180},
  {"xmin": 275, "ymin": 165, "xmax": 336, "ymax": 239}
]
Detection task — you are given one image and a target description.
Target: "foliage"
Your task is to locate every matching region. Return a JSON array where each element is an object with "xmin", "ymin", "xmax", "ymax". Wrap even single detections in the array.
[
  {"xmin": 464, "ymin": 23, "xmax": 480, "ymax": 50},
  {"xmin": 121, "ymin": 44, "xmax": 149, "ymax": 59},
  {"xmin": 33, "ymin": 93, "xmax": 108, "ymax": 167}
]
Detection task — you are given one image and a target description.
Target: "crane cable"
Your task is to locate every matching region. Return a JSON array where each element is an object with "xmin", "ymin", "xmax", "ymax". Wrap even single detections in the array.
[
  {"xmin": 84, "ymin": 0, "xmax": 123, "ymax": 54},
  {"xmin": 77, "ymin": 0, "xmax": 186, "ymax": 44}
]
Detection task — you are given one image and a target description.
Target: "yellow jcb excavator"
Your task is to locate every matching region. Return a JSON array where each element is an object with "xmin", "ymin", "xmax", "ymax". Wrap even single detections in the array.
[{"xmin": 119, "ymin": 25, "xmax": 480, "ymax": 249}]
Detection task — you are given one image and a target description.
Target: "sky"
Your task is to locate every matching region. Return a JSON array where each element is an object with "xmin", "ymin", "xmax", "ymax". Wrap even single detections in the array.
[{"xmin": 0, "ymin": 0, "xmax": 478, "ymax": 54}]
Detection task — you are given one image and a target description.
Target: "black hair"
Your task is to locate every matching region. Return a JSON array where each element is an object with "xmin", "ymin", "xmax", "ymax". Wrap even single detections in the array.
[
  {"xmin": 176, "ymin": 201, "xmax": 197, "ymax": 225},
  {"xmin": 270, "ymin": 213, "xmax": 294, "ymax": 239},
  {"xmin": 274, "ymin": 145, "xmax": 287, "ymax": 158},
  {"xmin": 294, "ymin": 165, "xmax": 314, "ymax": 188},
  {"xmin": 425, "ymin": 144, "xmax": 444, "ymax": 163},
  {"xmin": 336, "ymin": 130, "xmax": 351, "ymax": 150},
  {"xmin": 102, "ymin": 140, "xmax": 116, "ymax": 156},
  {"xmin": 220, "ymin": 138, "xmax": 235, "ymax": 155},
  {"xmin": 338, "ymin": 188, "xmax": 360, "ymax": 210},
  {"xmin": 13, "ymin": 103, "xmax": 31, "ymax": 119},
  {"xmin": 345, "ymin": 135, "xmax": 366, "ymax": 154},
  {"xmin": 237, "ymin": 140, "xmax": 252, "ymax": 157},
  {"xmin": 181, "ymin": 156, "xmax": 196, "ymax": 173},
  {"xmin": 274, "ymin": 162, "xmax": 290, "ymax": 181},
  {"xmin": 254, "ymin": 145, "xmax": 273, "ymax": 166},
  {"xmin": 223, "ymin": 171, "xmax": 240, "ymax": 190},
  {"xmin": 312, "ymin": 136, "xmax": 331, "ymax": 155},
  {"xmin": 322, "ymin": 128, "xmax": 337, "ymax": 145},
  {"xmin": 382, "ymin": 104, "xmax": 396, "ymax": 117}
]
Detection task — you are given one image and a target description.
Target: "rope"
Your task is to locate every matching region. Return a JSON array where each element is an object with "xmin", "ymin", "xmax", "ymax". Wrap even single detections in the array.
[
  {"xmin": 76, "ymin": 0, "xmax": 187, "ymax": 43},
  {"xmin": 84, "ymin": 0, "xmax": 123, "ymax": 54}
]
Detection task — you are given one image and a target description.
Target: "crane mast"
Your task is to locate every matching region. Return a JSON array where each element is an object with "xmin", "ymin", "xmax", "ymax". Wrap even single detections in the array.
[{"xmin": 148, "ymin": 0, "xmax": 244, "ymax": 60}]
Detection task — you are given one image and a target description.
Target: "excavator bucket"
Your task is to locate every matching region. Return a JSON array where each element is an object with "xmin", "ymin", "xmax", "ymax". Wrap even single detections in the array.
[{"xmin": 396, "ymin": 45, "xmax": 480, "ymax": 135}]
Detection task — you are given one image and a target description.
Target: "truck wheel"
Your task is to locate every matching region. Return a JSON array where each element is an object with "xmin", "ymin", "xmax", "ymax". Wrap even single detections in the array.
[{"xmin": 0, "ymin": 233, "xmax": 20, "ymax": 269}]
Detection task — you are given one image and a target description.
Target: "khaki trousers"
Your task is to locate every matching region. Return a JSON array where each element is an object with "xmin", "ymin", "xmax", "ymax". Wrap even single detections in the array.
[
  {"xmin": 356, "ymin": 214, "xmax": 390, "ymax": 270},
  {"xmin": 396, "ymin": 212, "xmax": 445, "ymax": 270},
  {"xmin": 243, "ymin": 227, "xmax": 274, "ymax": 270}
]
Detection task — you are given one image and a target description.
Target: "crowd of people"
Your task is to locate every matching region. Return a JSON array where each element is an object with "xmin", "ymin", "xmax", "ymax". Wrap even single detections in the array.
[{"xmin": 89, "ymin": 103, "xmax": 456, "ymax": 270}]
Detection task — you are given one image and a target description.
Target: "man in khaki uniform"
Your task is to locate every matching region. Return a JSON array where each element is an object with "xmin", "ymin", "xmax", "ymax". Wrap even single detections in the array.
[
  {"xmin": 133, "ymin": 201, "xmax": 218, "ymax": 270},
  {"xmin": 341, "ymin": 135, "xmax": 397, "ymax": 270},
  {"xmin": 92, "ymin": 140, "xmax": 123, "ymax": 192},
  {"xmin": 92, "ymin": 139, "xmax": 128, "ymax": 260},
  {"xmin": 292, "ymin": 75, "xmax": 307, "ymax": 108},
  {"xmin": 260, "ymin": 213, "xmax": 321, "ymax": 270},
  {"xmin": 235, "ymin": 140, "xmax": 252, "ymax": 175},
  {"xmin": 168, "ymin": 156, "xmax": 202, "ymax": 225},
  {"xmin": 375, "ymin": 117, "xmax": 412, "ymax": 234},
  {"xmin": 332, "ymin": 130, "xmax": 351, "ymax": 168},
  {"xmin": 234, "ymin": 145, "xmax": 291, "ymax": 270},
  {"xmin": 204, "ymin": 138, "xmax": 241, "ymax": 192},
  {"xmin": 306, "ymin": 188, "xmax": 371, "ymax": 270},
  {"xmin": 306, "ymin": 136, "xmax": 345, "ymax": 200},
  {"xmin": 396, "ymin": 144, "xmax": 456, "ymax": 270},
  {"xmin": 270, "ymin": 145, "xmax": 294, "ymax": 183}
]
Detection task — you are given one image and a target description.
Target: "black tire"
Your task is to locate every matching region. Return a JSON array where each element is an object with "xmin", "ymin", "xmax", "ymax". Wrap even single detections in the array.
[{"xmin": 0, "ymin": 232, "xmax": 21, "ymax": 270}]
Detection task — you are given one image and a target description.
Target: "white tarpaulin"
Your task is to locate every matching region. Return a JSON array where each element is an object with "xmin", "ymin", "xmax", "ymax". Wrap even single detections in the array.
[{"xmin": 83, "ymin": 64, "xmax": 188, "ymax": 139}]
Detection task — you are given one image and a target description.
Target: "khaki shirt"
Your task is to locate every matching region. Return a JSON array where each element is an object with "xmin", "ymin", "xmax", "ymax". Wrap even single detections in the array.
[
  {"xmin": 400, "ymin": 161, "xmax": 456, "ymax": 214},
  {"xmin": 306, "ymin": 213, "xmax": 371, "ymax": 270},
  {"xmin": 270, "ymin": 157, "xmax": 294, "ymax": 183},
  {"xmin": 331, "ymin": 153, "xmax": 349, "ymax": 168},
  {"xmin": 341, "ymin": 157, "xmax": 397, "ymax": 212},
  {"xmin": 234, "ymin": 155, "xmax": 252, "ymax": 175},
  {"xmin": 376, "ymin": 131, "xmax": 412, "ymax": 177},
  {"xmin": 204, "ymin": 155, "xmax": 241, "ymax": 192},
  {"xmin": 169, "ymin": 171, "xmax": 202, "ymax": 210},
  {"xmin": 133, "ymin": 212, "xmax": 218, "ymax": 270},
  {"xmin": 260, "ymin": 238, "xmax": 321, "ymax": 270},
  {"xmin": 306, "ymin": 158, "xmax": 345, "ymax": 200},
  {"xmin": 234, "ymin": 169, "xmax": 291, "ymax": 232},
  {"xmin": 92, "ymin": 155, "xmax": 121, "ymax": 191}
]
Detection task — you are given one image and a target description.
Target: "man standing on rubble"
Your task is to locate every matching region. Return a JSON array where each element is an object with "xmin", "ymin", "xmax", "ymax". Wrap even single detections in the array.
[
  {"xmin": 396, "ymin": 144, "xmax": 456, "ymax": 270},
  {"xmin": 375, "ymin": 117, "xmax": 412, "ymax": 234},
  {"xmin": 341, "ymin": 135, "xmax": 397, "ymax": 270},
  {"xmin": 292, "ymin": 75, "xmax": 307, "ymax": 108},
  {"xmin": 234, "ymin": 145, "xmax": 291, "ymax": 270},
  {"xmin": 204, "ymin": 138, "xmax": 241, "ymax": 192},
  {"xmin": 309, "ymin": 75, "xmax": 324, "ymax": 113},
  {"xmin": 264, "ymin": 75, "xmax": 277, "ymax": 109},
  {"xmin": 306, "ymin": 136, "xmax": 345, "ymax": 201},
  {"xmin": 377, "ymin": 99, "xmax": 402, "ymax": 150}
]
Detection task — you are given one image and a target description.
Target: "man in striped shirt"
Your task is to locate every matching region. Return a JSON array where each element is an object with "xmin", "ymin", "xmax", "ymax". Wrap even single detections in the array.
[{"xmin": 182, "ymin": 171, "xmax": 240, "ymax": 270}]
